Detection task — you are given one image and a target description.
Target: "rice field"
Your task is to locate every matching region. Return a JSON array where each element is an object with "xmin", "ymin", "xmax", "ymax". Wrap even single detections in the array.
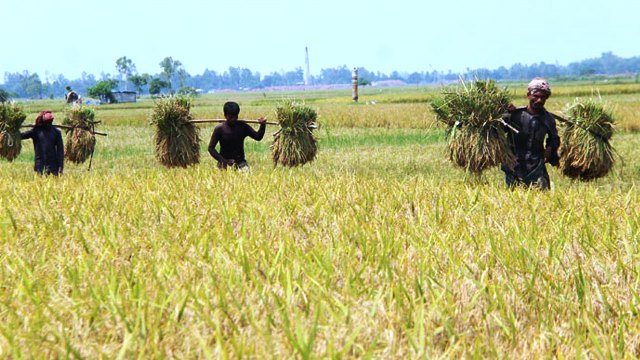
[{"xmin": 1, "ymin": 83, "xmax": 640, "ymax": 358}]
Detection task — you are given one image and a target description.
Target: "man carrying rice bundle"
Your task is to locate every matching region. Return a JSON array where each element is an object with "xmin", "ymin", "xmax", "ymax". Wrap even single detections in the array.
[
  {"xmin": 20, "ymin": 111, "xmax": 64, "ymax": 176},
  {"xmin": 208, "ymin": 101, "xmax": 266, "ymax": 171},
  {"xmin": 500, "ymin": 78, "xmax": 560, "ymax": 190},
  {"xmin": 65, "ymin": 86, "xmax": 80, "ymax": 104}
]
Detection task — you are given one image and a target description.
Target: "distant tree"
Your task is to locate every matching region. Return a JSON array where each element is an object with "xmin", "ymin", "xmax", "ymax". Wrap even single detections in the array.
[
  {"xmin": 0, "ymin": 88, "xmax": 10, "ymax": 102},
  {"xmin": 178, "ymin": 86, "xmax": 198, "ymax": 96},
  {"xmin": 354, "ymin": 68, "xmax": 374, "ymax": 83},
  {"xmin": 283, "ymin": 68, "xmax": 304, "ymax": 85},
  {"xmin": 115, "ymin": 56, "xmax": 137, "ymax": 90},
  {"xmin": 194, "ymin": 69, "xmax": 222, "ymax": 90},
  {"xmin": 406, "ymin": 72, "xmax": 423, "ymax": 84},
  {"xmin": 358, "ymin": 78, "xmax": 372, "ymax": 86},
  {"xmin": 130, "ymin": 73, "xmax": 150, "ymax": 96},
  {"xmin": 159, "ymin": 57, "xmax": 183, "ymax": 94},
  {"xmin": 87, "ymin": 79, "xmax": 119, "ymax": 103},
  {"xmin": 75, "ymin": 72, "xmax": 97, "ymax": 94},
  {"xmin": 225, "ymin": 66, "xmax": 241, "ymax": 88},
  {"xmin": 508, "ymin": 63, "xmax": 525, "ymax": 79},
  {"xmin": 318, "ymin": 65, "xmax": 351, "ymax": 84},
  {"xmin": 149, "ymin": 78, "xmax": 170, "ymax": 95},
  {"xmin": 579, "ymin": 68, "xmax": 597, "ymax": 76},
  {"xmin": 261, "ymin": 72, "xmax": 285, "ymax": 87},
  {"xmin": 23, "ymin": 73, "xmax": 43, "ymax": 99},
  {"xmin": 178, "ymin": 68, "xmax": 188, "ymax": 89}
]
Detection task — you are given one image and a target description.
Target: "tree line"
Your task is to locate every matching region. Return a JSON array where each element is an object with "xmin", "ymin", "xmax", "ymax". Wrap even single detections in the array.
[{"xmin": 2, "ymin": 52, "xmax": 639, "ymax": 100}]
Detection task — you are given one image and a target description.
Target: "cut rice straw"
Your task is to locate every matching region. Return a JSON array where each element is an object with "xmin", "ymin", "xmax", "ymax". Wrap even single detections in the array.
[
  {"xmin": 150, "ymin": 96, "xmax": 201, "ymax": 168},
  {"xmin": 557, "ymin": 98, "xmax": 618, "ymax": 181},
  {"xmin": 431, "ymin": 79, "xmax": 514, "ymax": 175},
  {"xmin": 0, "ymin": 102, "xmax": 27, "ymax": 161}
]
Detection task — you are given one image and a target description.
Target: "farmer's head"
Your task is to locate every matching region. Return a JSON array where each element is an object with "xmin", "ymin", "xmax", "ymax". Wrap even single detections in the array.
[
  {"xmin": 223, "ymin": 101, "xmax": 240, "ymax": 123},
  {"xmin": 35, "ymin": 110, "xmax": 54, "ymax": 126},
  {"xmin": 527, "ymin": 78, "xmax": 551, "ymax": 112}
]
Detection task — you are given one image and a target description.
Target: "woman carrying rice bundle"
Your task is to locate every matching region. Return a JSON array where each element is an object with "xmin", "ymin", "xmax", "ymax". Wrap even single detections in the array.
[
  {"xmin": 558, "ymin": 99, "xmax": 616, "ymax": 181},
  {"xmin": 431, "ymin": 79, "xmax": 514, "ymax": 176},
  {"xmin": 500, "ymin": 78, "xmax": 560, "ymax": 190},
  {"xmin": 20, "ymin": 111, "xmax": 64, "ymax": 176}
]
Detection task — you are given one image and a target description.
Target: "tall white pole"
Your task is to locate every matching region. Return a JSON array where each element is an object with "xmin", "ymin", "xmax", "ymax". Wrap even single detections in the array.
[
  {"xmin": 304, "ymin": 47, "xmax": 311, "ymax": 86},
  {"xmin": 352, "ymin": 67, "xmax": 359, "ymax": 102}
]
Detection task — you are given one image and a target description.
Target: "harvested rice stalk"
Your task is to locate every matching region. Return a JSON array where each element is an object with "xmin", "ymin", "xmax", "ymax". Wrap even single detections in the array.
[
  {"xmin": 431, "ymin": 79, "xmax": 514, "ymax": 174},
  {"xmin": 558, "ymin": 99, "xmax": 616, "ymax": 181},
  {"xmin": 0, "ymin": 102, "xmax": 27, "ymax": 161},
  {"xmin": 272, "ymin": 100, "xmax": 318, "ymax": 167},
  {"xmin": 64, "ymin": 127, "xmax": 96, "ymax": 164},
  {"xmin": 150, "ymin": 96, "xmax": 200, "ymax": 168},
  {"xmin": 62, "ymin": 105, "xmax": 98, "ymax": 164}
]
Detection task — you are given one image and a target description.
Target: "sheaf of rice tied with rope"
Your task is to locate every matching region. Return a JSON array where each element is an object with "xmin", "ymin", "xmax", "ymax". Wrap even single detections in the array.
[
  {"xmin": 431, "ymin": 79, "xmax": 514, "ymax": 175},
  {"xmin": 0, "ymin": 102, "xmax": 27, "ymax": 161},
  {"xmin": 150, "ymin": 96, "xmax": 200, "ymax": 168},
  {"xmin": 559, "ymin": 99, "xmax": 616, "ymax": 181},
  {"xmin": 272, "ymin": 100, "xmax": 318, "ymax": 167},
  {"xmin": 62, "ymin": 105, "xmax": 97, "ymax": 164}
]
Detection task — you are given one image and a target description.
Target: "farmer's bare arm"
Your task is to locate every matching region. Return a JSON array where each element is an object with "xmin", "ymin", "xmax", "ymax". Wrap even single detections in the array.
[
  {"xmin": 208, "ymin": 128, "xmax": 226, "ymax": 164},
  {"xmin": 246, "ymin": 118, "xmax": 266, "ymax": 141}
]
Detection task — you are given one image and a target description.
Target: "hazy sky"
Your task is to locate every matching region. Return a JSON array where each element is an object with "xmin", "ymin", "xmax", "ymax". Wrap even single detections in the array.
[{"xmin": 2, "ymin": 0, "xmax": 639, "ymax": 80}]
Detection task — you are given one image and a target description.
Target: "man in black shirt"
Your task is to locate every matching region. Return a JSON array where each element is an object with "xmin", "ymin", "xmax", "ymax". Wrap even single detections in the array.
[
  {"xmin": 501, "ymin": 78, "xmax": 560, "ymax": 190},
  {"xmin": 21, "ymin": 111, "xmax": 64, "ymax": 176},
  {"xmin": 208, "ymin": 101, "xmax": 267, "ymax": 170}
]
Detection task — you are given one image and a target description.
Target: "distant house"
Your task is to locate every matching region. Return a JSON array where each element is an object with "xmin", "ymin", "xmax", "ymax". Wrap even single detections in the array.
[{"xmin": 111, "ymin": 91, "xmax": 136, "ymax": 103}]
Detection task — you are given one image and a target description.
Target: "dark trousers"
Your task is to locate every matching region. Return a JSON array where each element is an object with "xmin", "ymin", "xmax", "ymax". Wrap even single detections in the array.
[
  {"xmin": 218, "ymin": 160, "xmax": 249, "ymax": 171},
  {"xmin": 502, "ymin": 161, "xmax": 550, "ymax": 190}
]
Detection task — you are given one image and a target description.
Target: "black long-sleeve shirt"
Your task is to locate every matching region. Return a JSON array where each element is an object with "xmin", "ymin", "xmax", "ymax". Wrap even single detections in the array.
[
  {"xmin": 208, "ymin": 121, "xmax": 266, "ymax": 165},
  {"xmin": 503, "ymin": 107, "xmax": 560, "ymax": 177},
  {"xmin": 21, "ymin": 124, "xmax": 64, "ymax": 175}
]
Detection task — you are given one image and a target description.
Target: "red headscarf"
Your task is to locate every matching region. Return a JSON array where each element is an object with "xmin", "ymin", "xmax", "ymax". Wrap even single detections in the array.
[{"xmin": 35, "ymin": 111, "xmax": 54, "ymax": 126}]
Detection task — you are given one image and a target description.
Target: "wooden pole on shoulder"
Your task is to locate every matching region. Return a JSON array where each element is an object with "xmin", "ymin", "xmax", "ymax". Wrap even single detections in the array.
[{"xmin": 188, "ymin": 119, "xmax": 278, "ymax": 125}]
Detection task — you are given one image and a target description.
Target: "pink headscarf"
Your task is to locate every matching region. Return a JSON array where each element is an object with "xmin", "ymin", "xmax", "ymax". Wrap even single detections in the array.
[
  {"xmin": 527, "ymin": 77, "xmax": 551, "ymax": 95},
  {"xmin": 35, "ymin": 110, "xmax": 54, "ymax": 126}
]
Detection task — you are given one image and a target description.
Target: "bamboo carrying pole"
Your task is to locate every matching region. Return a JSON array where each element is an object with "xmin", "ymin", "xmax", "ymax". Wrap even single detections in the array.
[
  {"xmin": 21, "ymin": 124, "xmax": 107, "ymax": 136},
  {"xmin": 498, "ymin": 119, "xmax": 519, "ymax": 134},
  {"xmin": 188, "ymin": 119, "xmax": 317, "ymax": 137},
  {"xmin": 549, "ymin": 112, "xmax": 609, "ymax": 142},
  {"xmin": 497, "ymin": 111, "xmax": 577, "ymax": 135},
  {"xmin": 188, "ymin": 119, "xmax": 278, "ymax": 125}
]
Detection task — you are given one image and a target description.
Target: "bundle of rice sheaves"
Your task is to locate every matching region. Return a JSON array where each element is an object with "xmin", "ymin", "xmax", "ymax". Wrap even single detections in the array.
[
  {"xmin": 150, "ymin": 97, "xmax": 200, "ymax": 168},
  {"xmin": 0, "ymin": 102, "xmax": 27, "ymax": 161},
  {"xmin": 272, "ymin": 101, "xmax": 318, "ymax": 167},
  {"xmin": 63, "ymin": 105, "xmax": 97, "ymax": 164},
  {"xmin": 431, "ymin": 80, "xmax": 514, "ymax": 174},
  {"xmin": 559, "ymin": 99, "xmax": 616, "ymax": 181}
]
